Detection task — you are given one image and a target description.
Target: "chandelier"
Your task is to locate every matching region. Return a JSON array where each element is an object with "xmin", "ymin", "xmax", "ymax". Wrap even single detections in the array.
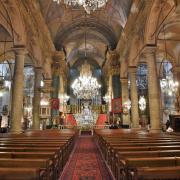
[
  {"xmin": 159, "ymin": 23, "xmax": 179, "ymax": 96},
  {"xmin": 71, "ymin": 61, "xmax": 101, "ymax": 99},
  {"xmin": 53, "ymin": 0, "xmax": 108, "ymax": 14},
  {"xmin": 160, "ymin": 73, "xmax": 179, "ymax": 96},
  {"xmin": 138, "ymin": 96, "xmax": 146, "ymax": 111}
]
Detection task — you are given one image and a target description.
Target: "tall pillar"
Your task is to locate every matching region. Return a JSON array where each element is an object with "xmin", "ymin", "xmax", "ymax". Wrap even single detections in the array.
[
  {"xmin": 109, "ymin": 74, "xmax": 113, "ymax": 101},
  {"xmin": 59, "ymin": 75, "xmax": 64, "ymax": 112},
  {"xmin": 120, "ymin": 78, "xmax": 130, "ymax": 126},
  {"xmin": 10, "ymin": 46, "xmax": 26, "ymax": 133},
  {"xmin": 145, "ymin": 47, "xmax": 161, "ymax": 130},
  {"xmin": 52, "ymin": 51, "xmax": 65, "ymax": 117},
  {"xmin": 129, "ymin": 67, "xmax": 140, "ymax": 128},
  {"xmin": 32, "ymin": 67, "xmax": 42, "ymax": 129}
]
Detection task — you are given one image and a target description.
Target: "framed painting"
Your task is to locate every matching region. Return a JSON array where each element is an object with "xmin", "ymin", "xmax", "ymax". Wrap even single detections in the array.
[{"xmin": 111, "ymin": 98, "xmax": 122, "ymax": 113}]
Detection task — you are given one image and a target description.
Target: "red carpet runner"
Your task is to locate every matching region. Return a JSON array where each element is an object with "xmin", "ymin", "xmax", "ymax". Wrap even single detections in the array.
[{"xmin": 60, "ymin": 136, "xmax": 113, "ymax": 180}]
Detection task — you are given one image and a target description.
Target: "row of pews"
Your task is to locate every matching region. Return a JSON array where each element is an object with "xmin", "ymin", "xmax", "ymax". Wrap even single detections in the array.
[
  {"xmin": 0, "ymin": 129, "xmax": 77, "ymax": 180},
  {"xmin": 95, "ymin": 129, "xmax": 180, "ymax": 180}
]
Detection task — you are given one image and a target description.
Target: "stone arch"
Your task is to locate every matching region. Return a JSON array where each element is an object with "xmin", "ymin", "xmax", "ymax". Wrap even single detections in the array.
[
  {"xmin": 128, "ymin": 35, "xmax": 142, "ymax": 67},
  {"xmin": 144, "ymin": 0, "xmax": 162, "ymax": 45},
  {"xmin": 0, "ymin": 0, "xmax": 26, "ymax": 46},
  {"xmin": 55, "ymin": 18, "xmax": 118, "ymax": 50}
]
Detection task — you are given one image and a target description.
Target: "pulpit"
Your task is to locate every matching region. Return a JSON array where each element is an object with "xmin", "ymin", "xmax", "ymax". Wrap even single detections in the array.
[{"xmin": 169, "ymin": 115, "xmax": 180, "ymax": 132}]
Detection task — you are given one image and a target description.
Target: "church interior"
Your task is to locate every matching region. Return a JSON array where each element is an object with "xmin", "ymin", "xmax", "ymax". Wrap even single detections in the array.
[{"xmin": 0, "ymin": 0, "xmax": 180, "ymax": 179}]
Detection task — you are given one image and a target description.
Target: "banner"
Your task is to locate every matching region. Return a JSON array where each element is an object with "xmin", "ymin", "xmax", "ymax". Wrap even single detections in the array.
[
  {"xmin": 51, "ymin": 98, "xmax": 59, "ymax": 110},
  {"xmin": 111, "ymin": 98, "xmax": 122, "ymax": 113}
]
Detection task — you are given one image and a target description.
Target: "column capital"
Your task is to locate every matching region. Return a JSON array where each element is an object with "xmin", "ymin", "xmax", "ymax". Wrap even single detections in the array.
[
  {"xmin": 13, "ymin": 45, "xmax": 27, "ymax": 55},
  {"xmin": 120, "ymin": 78, "xmax": 128, "ymax": 84},
  {"xmin": 53, "ymin": 50, "xmax": 65, "ymax": 62},
  {"xmin": 34, "ymin": 66, "xmax": 43, "ymax": 72},
  {"xmin": 41, "ymin": 79, "xmax": 53, "ymax": 93},
  {"xmin": 44, "ymin": 78, "xmax": 52, "ymax": 84},
  {"xmin": 142, "ymin": 45, "xmax": 157, "ymax": 58},
  {"xmin": 107, "ymin": 50, "xmax": 120, "ymax": 65},
  {"xmin": 128, "ymin": 66, "xmax": 137, "ymax": 74}
]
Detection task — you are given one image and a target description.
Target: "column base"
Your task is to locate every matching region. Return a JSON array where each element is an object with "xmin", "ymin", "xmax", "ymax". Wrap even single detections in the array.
[
  {"xmin": 131, "ymin": 127, "xmax": 141, "ymax": 130},
  {"xmin": 149, "ymin": 128, "xmax": 162, "ymax": 133},
  {"xmin": 10, "ymin": 129, "xmax": 23, "ymax": 134}
]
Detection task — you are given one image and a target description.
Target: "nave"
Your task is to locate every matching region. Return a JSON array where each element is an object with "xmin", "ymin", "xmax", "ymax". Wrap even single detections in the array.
[{"xmin": 0, "ymin": 0, "xmax": 180, "ymax": 179}]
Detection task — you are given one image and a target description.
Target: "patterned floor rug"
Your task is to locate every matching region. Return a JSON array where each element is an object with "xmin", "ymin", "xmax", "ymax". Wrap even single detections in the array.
[{"xmin": 60, "ymin": 136, "xmax": 113, "ymax": 180}]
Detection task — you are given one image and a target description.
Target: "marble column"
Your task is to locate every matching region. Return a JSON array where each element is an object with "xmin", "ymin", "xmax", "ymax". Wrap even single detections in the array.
[
  {"xmin": 120, "ymin": 78, "xmax": 130, "ymax": 126},
  {"xmin": 129, "ymin": 67, "xmax": 140, "ymax": 128},
  {"xmin": 145, "ymin": 47, "xmax": 161, "ymax": 130},
  {"xmin": 32, "ymin": 67, "xmax": 42, "ymax": 129},
  {"xmin": 10, "ymin": 46, "xmax": 26, "ymax": 133}
]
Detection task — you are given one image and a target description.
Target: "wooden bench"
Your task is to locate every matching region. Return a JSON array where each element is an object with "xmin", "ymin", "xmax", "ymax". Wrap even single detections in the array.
[
  {"xmin": 133, "ymin": 166, "xmax": 180, "ymax": 180},
  {"xmin": 0, "ymin": 152, "xmax": 59, "ymax": 179},
  {"xmin": 0, "ymin": 129, "xmax": 77, "ymax": 179},
  {"xmin": 0, "ymin": 158, "xmax": 53, "ymax": 180},
  {"xmin": 114, "ymin": 150, "xmax": 180, "ymax": 179},
  {"xmin": 0, "ymin": 167, "xmax": 45, "ymax": 180},
  {"xmin": 94, "ymin": 129, "xmax": 180, "ymax": 179},
  {"xmin": 120, "ymin": 157, "xmax": 180, "ymax": 180}
]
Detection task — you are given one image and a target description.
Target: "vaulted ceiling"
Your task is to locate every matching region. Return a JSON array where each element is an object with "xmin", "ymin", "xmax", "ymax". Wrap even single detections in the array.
[{"xmin": 39, "ymin": 0, "xmax": 133, "ymax": 68}]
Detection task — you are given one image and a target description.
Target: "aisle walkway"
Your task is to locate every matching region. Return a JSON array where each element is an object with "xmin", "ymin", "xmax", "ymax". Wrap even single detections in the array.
[{"xmin": 60, "ymin": 136, "xmax": 114, "ymax": 180}]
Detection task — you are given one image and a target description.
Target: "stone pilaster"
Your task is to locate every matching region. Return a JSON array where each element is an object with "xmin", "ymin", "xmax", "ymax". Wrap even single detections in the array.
[
  {"xmin": 32, "ymin": 67, "xmax": 42, "ymax": 129},
  {"xmin": 144, "ymin": 47, "xmax": 161, "ymax": 130},
  {"xmin": 129, "ymin": 67, "xmax": 140, "ymax": 128},
  {"xmin": 10, "ymin": 46, "xmax": 26, "ymax": 133},
  {"xmin": 120, "ymin": 78, "xmax": 130, "ymax": 126}
]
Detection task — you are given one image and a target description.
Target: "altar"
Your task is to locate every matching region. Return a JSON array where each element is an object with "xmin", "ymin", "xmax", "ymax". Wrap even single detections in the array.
[{"xmin": 74, "ymin": 102, "xmax": 98, "ymax": 134}]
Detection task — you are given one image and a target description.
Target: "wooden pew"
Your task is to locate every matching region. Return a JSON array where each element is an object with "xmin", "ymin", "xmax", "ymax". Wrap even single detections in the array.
[
  {"xmin": 114, "ymin": 150, "xmax": 180, "ymax": 179},
  {"xmin": 0, "ymin": 167, "xmax": 45, "ymax": 180},
  {"xmin": 0, "ymin": 129, "xmax": 76, "ymax": 179},
  {"xmin": 108, "ymin": 145, "xmax": 180, "ymax": 169},
  {"xmin": 0, "ymin": 152, "xmax": 59, "ymax": 179},
  {"xmin": 94, "ymin": 129, "xmax": 180, "ymax": 179},
  {"xmin": 119, "ymin": 157, "xmax": 180, "ymax": 179},
  {"xmin": 133, "ymin": 166, "xmax": 180, "ymax": 180},
  {"xmin": 0, "ymin": 158, "xmax": 53, "ymax": 180}
]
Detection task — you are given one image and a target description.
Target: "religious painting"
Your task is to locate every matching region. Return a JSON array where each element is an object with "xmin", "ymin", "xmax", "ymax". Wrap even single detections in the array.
[
  {"xmin": 51, "ymin": 98, "xmax": 59, "ymax": 110},
  {"xmin": 111, "ymin": 98, "xmax": 122, "ymax": 113}
]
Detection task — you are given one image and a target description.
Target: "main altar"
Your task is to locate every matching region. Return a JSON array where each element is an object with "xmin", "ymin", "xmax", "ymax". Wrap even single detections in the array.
[{"xmin": 74, "ymin": 101, "xmax": 98, "ymax": 131}]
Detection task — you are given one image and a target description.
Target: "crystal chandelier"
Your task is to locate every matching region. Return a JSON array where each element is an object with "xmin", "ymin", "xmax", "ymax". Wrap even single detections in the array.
[
  {"xmin": 71, "ymin": 61, "xmax": 101, "ymax": 99},
  {"xmin": 160, "ymin": 73, "xmax": 179, "ymax": 96},
  {"xmin": 53, "ymin": 0, "xmax": 108, "ymax": 14},
  {"xmin": 159, "ymin": 24, "xmax": 179, "ymax": 96},
  {"xmin": 138, "ymin": 96, "xmax": 146, "ymax": 111}
]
